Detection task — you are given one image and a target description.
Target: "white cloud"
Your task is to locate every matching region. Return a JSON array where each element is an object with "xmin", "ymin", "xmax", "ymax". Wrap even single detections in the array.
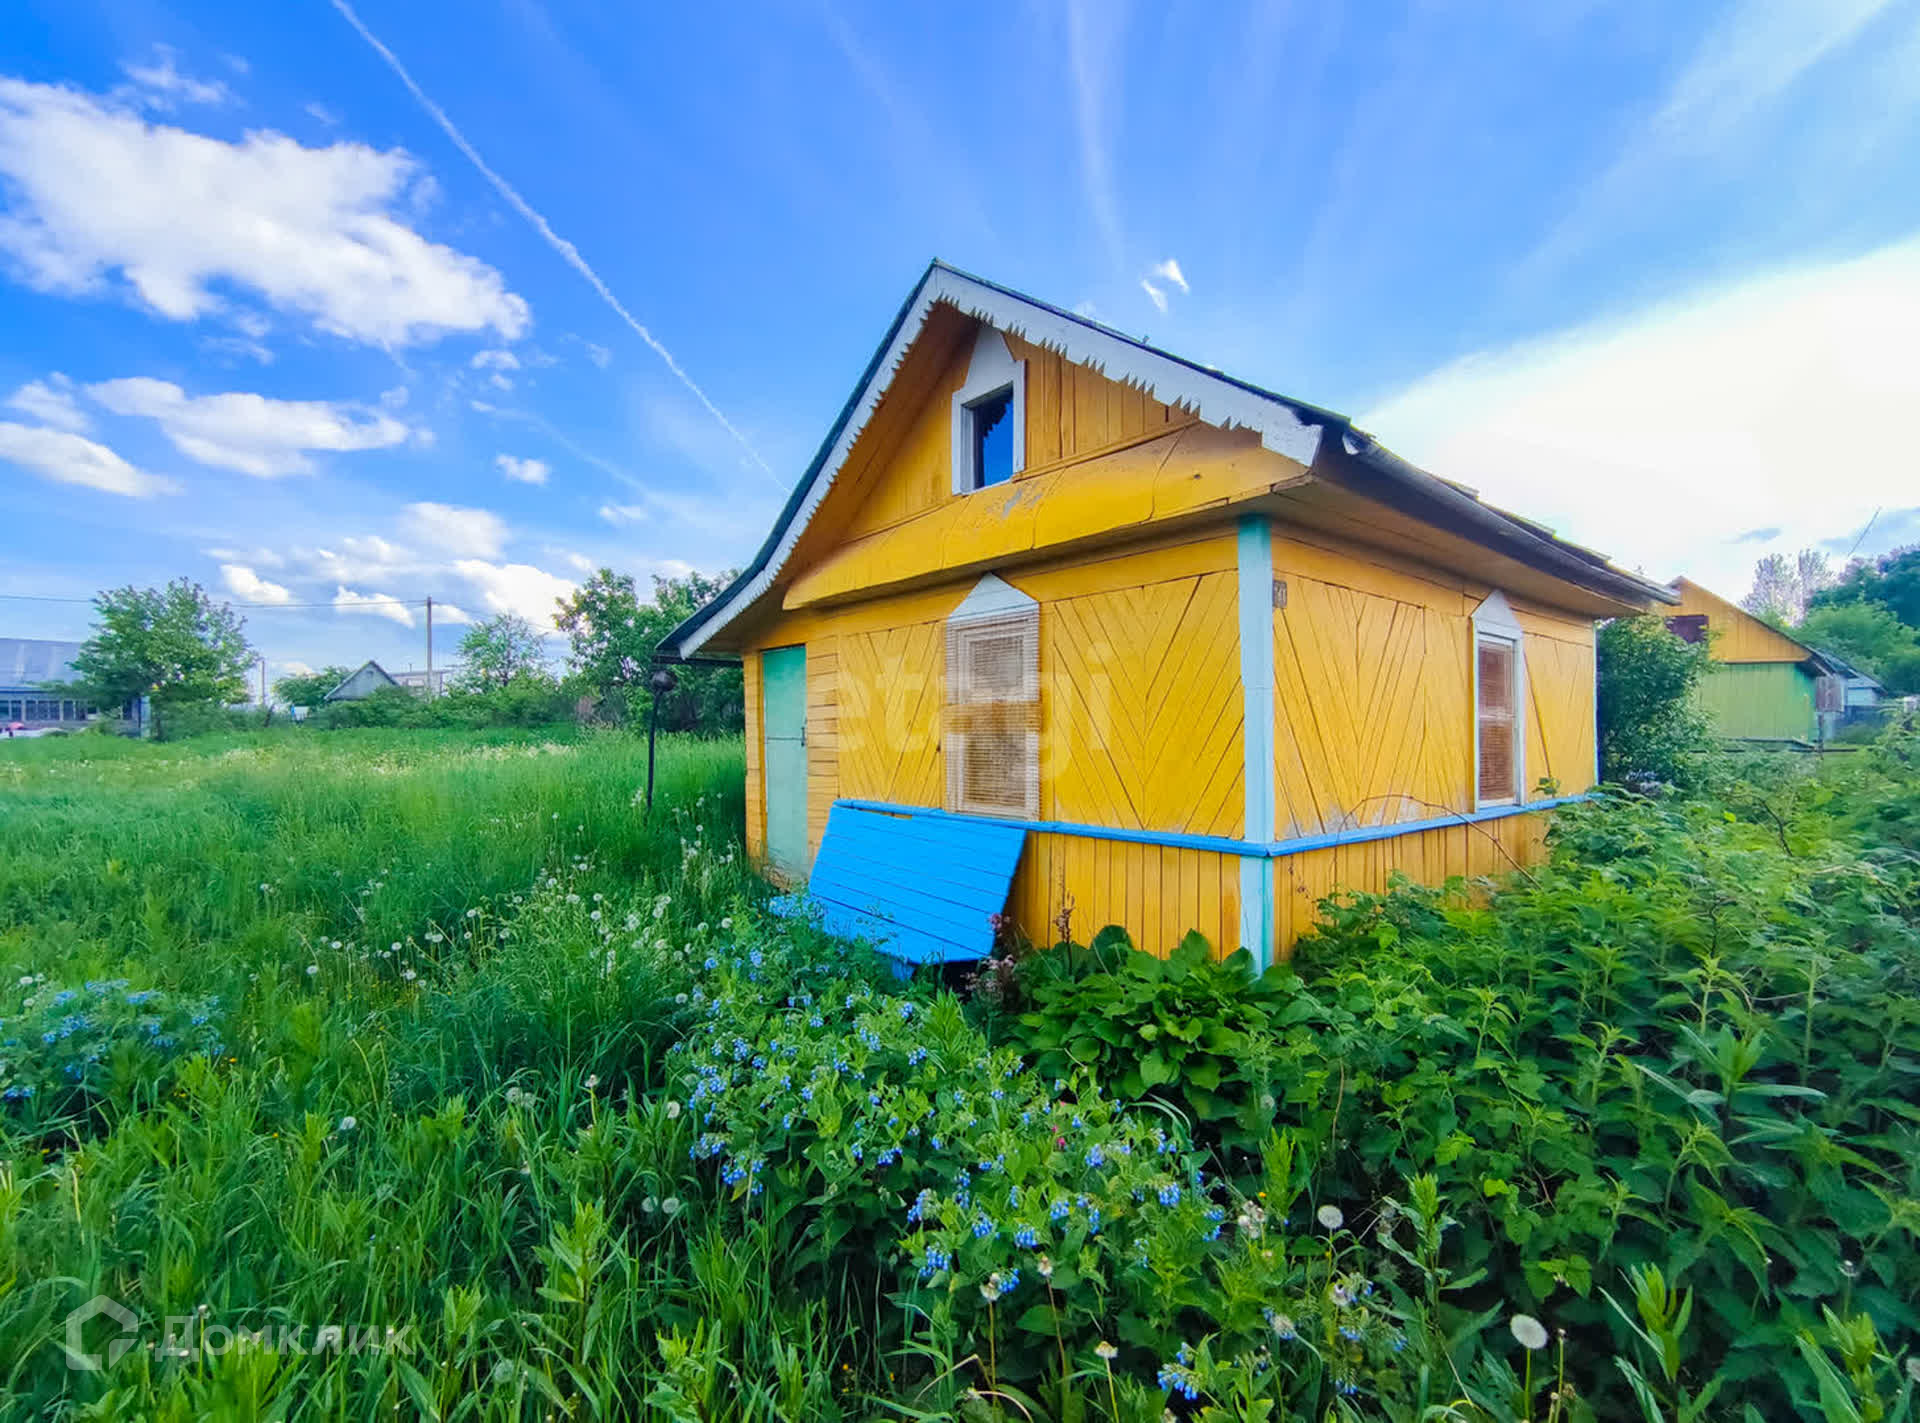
[
  {"xmin": 0, "ymin": 420, "xmax": 177, "ymax": 496},
  {"xmin": 6, "ymin": 374, "xmax": 88, "ymax": 432},
  {"xmin": 471, "ymin": 349, "xmax": 519, "ymax": 371},
  {"xmin": 333, "ymin": 585, "xmax": 415, "ymax": 627},
  {"xmin": 402, "ymin": 501, "xmax": 507, "ymax": 558},
  {"xmin": 0, "ymin": 76, "xmax": 529, "ymax": 347},
  {"xmin": 1517, "ymin": 2, "xmax": 1901, "ymax": 287},
  {"xmin": 1139, "ymin": 280, "xmax": 1167, "ymax": 314},
  {"xmin": 120, "ymin": 46, "xmax": 232, "ymax": 109},
  {"xmin": 330, "ymin": 1, "xmax": 769, "ymax": 475},
  {"xmin": 598, "ymin": 502, "xmax": 645, "ymax": 526},
  {"xmin": 495, "ymin": 453, "xmax": 549, "ymax": 485},
  {"xmin": 1358, "ymin": 235, "xmax": 1920, "ymax": 597},
  {"xmin": 582, "ymin": 341, "xmax": 610, "ymax": 369},
  {"xmin": 87, "ymin": 377, "xmax": 417, "ymax": 477},
  {"xmin": 1150, "ymin": 258, "xmax": 1189, "ymax": 294},
  {"xmin": 452, "ymin": 558, "xmax": 574, "ymax": 623},
  {"xmin": 434, "ymin": 603, "xmax": 474, "ymax": 625},
  {"xmin": 277, "ymin": 658, "xmax": 315, "ymax": 677},
  {"xmin": 220, "ymin": 563, "xmax": 292, "ymax": 603},
  {"xmin": 305, "ymin": 102, "xmax": 341, "ymax": 126},
  {"xmin": 561, "ymin": 551, "xmax": 596, "ymax": 574}
]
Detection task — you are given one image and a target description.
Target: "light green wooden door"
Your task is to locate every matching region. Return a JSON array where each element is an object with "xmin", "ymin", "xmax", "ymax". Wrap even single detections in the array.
[{"xmin": 762, "ymin": 646, "xmax": 808, "ymax": 878}]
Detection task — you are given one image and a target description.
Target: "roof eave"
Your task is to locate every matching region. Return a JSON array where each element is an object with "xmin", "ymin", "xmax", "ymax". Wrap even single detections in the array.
[{"xmin": 1329, "ymin": 430, "xmax": 1675, "ymax": 609}]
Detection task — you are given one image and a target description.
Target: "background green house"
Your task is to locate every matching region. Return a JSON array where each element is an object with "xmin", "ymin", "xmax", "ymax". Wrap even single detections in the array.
[{"xmin": 1666, "ymin": 578, "xmax": 1857, "ymax": 744}]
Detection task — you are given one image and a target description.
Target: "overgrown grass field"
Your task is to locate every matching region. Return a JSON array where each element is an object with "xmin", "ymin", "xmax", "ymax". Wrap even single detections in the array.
[{"xmin": 1, "ymin": 726, "xmax": 1917, "ymax": 1421}]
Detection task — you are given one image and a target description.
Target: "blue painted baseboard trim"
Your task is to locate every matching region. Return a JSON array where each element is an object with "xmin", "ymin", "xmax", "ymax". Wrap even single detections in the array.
[{"xmin": 833, "ymin": 794, "xmax": 1590, "ymax": 861}]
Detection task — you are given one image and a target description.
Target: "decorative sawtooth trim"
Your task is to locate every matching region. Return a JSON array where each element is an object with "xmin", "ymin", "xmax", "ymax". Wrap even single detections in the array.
[{"xmin": 674, "ymin": 266, "xmax": 1328, "ymax": 658}]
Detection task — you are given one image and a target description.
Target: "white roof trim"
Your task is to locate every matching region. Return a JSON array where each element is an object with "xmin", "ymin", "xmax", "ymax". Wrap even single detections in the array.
[
  {"xmin": 675, "ymin": 266, "xmax": 1328, "ymax": 658},
  {"xmin": 948, "ymin": 573, "xmax": 1037, "ymax": 622}
]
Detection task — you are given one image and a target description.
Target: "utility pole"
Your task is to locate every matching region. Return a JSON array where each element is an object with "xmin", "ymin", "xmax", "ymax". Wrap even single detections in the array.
[
  {"xmin": 425, "ymin": 596, "xmax": 434, "ymax": 697},
  {"xmin": 257, "ymin": 654, "xmax": 266, "ymax": 707}
]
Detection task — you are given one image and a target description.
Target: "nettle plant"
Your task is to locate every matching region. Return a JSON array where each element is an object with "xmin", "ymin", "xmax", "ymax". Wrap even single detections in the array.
[
  {"xmin": 669, "ymin": 930, "xmax": 1527, "ymax": 1418},
  {"xmin": 1284, "ymin": 767, "xmax": 1920, "ymax": 1420},
  {"xmin": 1003, "ymin": 927, "xmax": 1292, "ymax": 1159}
]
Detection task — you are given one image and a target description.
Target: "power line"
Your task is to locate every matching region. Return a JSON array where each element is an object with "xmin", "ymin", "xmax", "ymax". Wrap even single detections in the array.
[{"xmin": 0, "ymin": 591, "xmax": 434, "ymax": 610}]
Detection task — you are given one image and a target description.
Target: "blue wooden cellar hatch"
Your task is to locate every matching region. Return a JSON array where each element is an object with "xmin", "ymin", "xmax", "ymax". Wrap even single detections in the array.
[{"xmin": 768, "ymin": 802, "xmax": 1029, "ymax": 969}]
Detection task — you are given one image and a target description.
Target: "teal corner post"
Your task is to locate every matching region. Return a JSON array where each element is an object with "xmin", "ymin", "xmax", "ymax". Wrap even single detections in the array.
[{"xmin": 1236, "ymin": 515, "xmax": 1277, "ymax": 968}]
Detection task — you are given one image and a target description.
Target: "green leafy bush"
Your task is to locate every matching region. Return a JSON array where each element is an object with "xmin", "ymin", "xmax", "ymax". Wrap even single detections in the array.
[
  {"xmin": 1596, "ymin": 613, "xmax": 1713, "ymax": 782},
  {"xmin": 1000, "ymin": 927, "xmax": 1291, "ymax": 1156},
  {"xmin": 1278, "ymin": 756, "xmax": 1920, "ymax": 1419},
  {"xmin": 1, "ymin": 977, "xmax": 223, "ymax": 1111}
]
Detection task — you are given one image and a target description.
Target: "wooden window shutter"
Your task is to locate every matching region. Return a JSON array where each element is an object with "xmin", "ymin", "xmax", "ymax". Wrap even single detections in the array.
[
  {"xmin": 945, "ymin": 608, "xmax": 1039, "ymax": 818},
  {"xmin": 1476, "ymin": 635, "xmax": 1518, "ymax": 803}
]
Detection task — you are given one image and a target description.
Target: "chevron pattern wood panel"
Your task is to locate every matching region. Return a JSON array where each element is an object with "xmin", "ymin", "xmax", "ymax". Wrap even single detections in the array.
[
  {"xmin": 838, "ymin": 622, "xmax": 944, "ymax": 807},
  {"xmin": 1045, "ymin": 570, "xmax": 1243, "ymax": 838},
  {"xmin": 1523, "ymin": 633, "xmax": 1596, "ymax": 794},
  {"xmin": 1271, "ymin": 576, "xmax": 1473, "ymax": 838}
]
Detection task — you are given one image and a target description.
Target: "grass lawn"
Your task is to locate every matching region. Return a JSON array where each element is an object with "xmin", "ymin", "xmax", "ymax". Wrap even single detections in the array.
[
  {"xmin": 1, "ymin": 727, "xmax": 771, "ymax": 1418},
  {"xmin": 1, "ymin": 725, "xmax": 1916, "ymax": 1421}
]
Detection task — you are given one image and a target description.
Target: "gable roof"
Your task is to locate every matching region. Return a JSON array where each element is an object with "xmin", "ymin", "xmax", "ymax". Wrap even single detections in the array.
[
  {"xmin": 662, "ymin": 261, "xmax": 1671, "ymax": 660},
  {"xmin": 0, "ymin": 638, "xmax": 84, "ymax": 691},
  {"xmin": 323, "ymin": 660, "xmax": 400, "ymax": 700},
  {"xmin": 1667, "ymin": 578, "xmax": 1877, "ymax": 682}
]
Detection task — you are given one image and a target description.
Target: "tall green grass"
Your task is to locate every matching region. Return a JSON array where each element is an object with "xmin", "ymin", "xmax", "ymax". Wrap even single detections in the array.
[{"xmin": 0, "ymin": 728, "xmax": 863, "ymax": 1419}]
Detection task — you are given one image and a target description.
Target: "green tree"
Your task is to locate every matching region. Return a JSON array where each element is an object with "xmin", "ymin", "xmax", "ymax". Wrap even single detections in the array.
[
  {"xmin": 553, "ymin": 567, "xmax": 742, "ymax": 731},
  {"xmin": 272, "ymin": 665, "xmax": 352, "ymax": 707},
  {"xmin": 1808, "ymin": 545, "xmax": 1920, "ymax": 629},
  {"xmin": 456, "ymin": 613, "xmax": 549, "ymax": 690},
  {"xmin": 71, "ymin": 579, "xmax": 253, "ymax": 739},
  {"xmin": 1796, "ymin": 600, "xmax": 1920, "ymax": 692},
  {"xmin": 1596, "ymin": 614, "xmax": 1712, "ymax": 783}
]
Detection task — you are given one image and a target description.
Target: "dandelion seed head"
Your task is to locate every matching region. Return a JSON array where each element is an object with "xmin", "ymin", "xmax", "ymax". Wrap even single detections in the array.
[{"xmin": 1510, "ymin": 1315, "xmax": 1549, "ymax": 1351}]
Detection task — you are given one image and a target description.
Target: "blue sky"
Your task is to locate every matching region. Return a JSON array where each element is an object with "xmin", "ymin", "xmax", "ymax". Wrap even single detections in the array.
[{"xmin": 3, "ymin": 1, "xmax": 1918, "ymax": 682}]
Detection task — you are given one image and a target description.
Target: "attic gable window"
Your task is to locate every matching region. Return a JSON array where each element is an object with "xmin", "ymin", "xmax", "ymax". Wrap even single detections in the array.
[
  {"xmin": 951, "ymin": 326, "xmax": 1025, "ymax": 494},
  {"xmin": 1472, "ymin": 591, "xmax": 1527, "ymax": 807},
  {"xmin": 964, "ymin": 387, "xmax": 1015, "ymax": 488},
  {"xmin": 944, "ymin": 574, "xmax": 1040, "ymax": 819}
]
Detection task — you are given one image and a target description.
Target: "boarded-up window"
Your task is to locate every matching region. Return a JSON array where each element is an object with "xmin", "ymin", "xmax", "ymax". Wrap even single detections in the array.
[
  {"xmin": 1665, "ymin": 614, "xmax": 1707, "ymax": 645},
  {"xmin": 1476, "ymin": 634, "xmax": 1518, "ymax": 803},
  {"xmin": 945, "ymin": 608, "xmax": 1039, "ymax": 818}
]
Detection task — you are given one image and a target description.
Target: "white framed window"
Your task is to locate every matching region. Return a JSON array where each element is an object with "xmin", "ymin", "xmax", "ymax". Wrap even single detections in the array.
[
  {"xmin": 944, "ymin": 574, "xmax": 1039, "ymax": 818},
  {"xmin": 1472, "ymin": 591, "xmax": 1526, "ymax": 806},
  {"xmin": 951, "ymin": 326, "xmax": 1026, "ymax": 494}
]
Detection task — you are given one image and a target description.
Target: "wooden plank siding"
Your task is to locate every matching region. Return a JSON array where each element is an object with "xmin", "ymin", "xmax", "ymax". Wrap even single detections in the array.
[
  {"xmin": 805, "ymin": 641, "xmax": 840, "ymax": 862},
  {"xmin": 1007, "ymin": 834, "xmax": 1241, "ymax": 960},
  {"xmin": 1271, "ymin": 811, "xmax": 1550, "ymax": 950},
  {"xmin": 743, "ymin": 651, "xmax": 764, "ymax": 860},
  {"xmin": 1667, "ymin": 578, "xmax": 1813, "ymax": 664}
]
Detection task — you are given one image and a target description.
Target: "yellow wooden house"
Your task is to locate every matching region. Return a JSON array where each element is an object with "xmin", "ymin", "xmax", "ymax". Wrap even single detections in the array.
[{"xmin": 661, "ymin": 263, "xmax": 1670, "ymax": 966}]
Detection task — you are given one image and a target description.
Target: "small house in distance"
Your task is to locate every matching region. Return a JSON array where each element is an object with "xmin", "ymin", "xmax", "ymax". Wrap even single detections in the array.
[
  {"xmin": 1665, "ymin": 579, "xmax": 1877, "ymax": 743},
  {"xmin": 0, "ymin": 638, "xmax": 110, "ymax": 727},
  {"xmin": 661, "ymin": 262, "xmax": 1671, "ymax": 967},
  {"xmin": 323, "ymin": 660, "xmax": 402, "ymax": 703}
]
